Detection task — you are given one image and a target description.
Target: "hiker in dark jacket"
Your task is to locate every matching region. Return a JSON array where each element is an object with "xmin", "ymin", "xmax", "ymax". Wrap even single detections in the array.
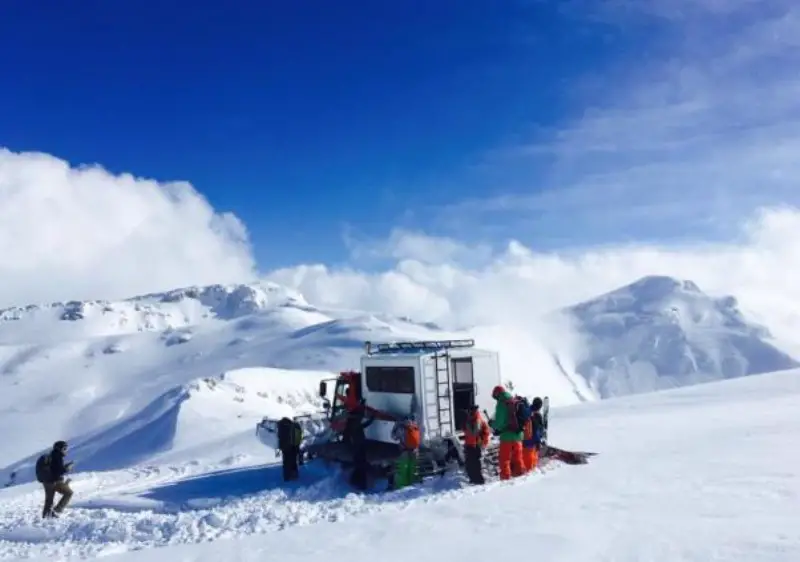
[
  {"xmin": 41, "ymin": 441, "xmax": 74, "ymax": 518},
  {"xmin": 277, "ymin": 418, "xmax": 303, "ymax": 482},
  {"xmin": 344, "ymin": 399, "xmax": 375, "ymax": 489}
]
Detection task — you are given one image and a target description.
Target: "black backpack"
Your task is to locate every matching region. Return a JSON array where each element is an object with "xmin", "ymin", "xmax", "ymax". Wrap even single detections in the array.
[
  {"xmin": 35, "ymin": 454, "xmax": 51, "ymax": 483},
  {"xmin": 291, "ymin": 421, "xmax": 303, "ymax": 447},
  {"xmin": 505, "ymin": 396, "xmax": 530, "ymax": 433},
  {"xmin": 515, "ymin": 397, "xmax": 531, "ymax": 431},
  {"xmin": 277, "ymin": 417, "xmax": 293, "ymax": 450}
]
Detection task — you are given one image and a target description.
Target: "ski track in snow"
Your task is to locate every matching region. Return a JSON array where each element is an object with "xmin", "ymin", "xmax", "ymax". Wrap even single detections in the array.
[{"xmin": 0, "ymin": 459, "xmax": 561, "ymax": 559}]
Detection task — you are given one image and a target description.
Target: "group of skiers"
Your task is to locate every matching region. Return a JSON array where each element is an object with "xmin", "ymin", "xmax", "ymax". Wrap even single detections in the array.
[
  {"xmin": 326, "ymin": 385, "xmax": 546, "ymax": 489},
  {"xmin": 383, "ymin": 386, "xmax": 547, "ymax": 487},
  {"xmin": 31, "ymin": 385, "xmax": 553, "ymax": 519},
  {"xmin": 462, "ymin": 386, "xmax": 547, "ymax": 483}
]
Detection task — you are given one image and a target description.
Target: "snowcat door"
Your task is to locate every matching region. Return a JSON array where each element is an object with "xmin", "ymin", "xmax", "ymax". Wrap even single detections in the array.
[
  {"xmin": 451, "ymin": 357, "xmax": 476, "ymax": 431},
  {"xmin": 329, "ymin": 372, "xmax": 361, "ymax": 433}
]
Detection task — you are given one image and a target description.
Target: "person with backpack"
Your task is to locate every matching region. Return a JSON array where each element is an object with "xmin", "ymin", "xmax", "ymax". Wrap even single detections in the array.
[
  {"xmin": 526, "ymin": 397, "xmax": 546, "ymax": 471},
  {"xmin": 390, "ymin": 415, "xmax": 421, "ymax": 489},
  {"xmin": 519, "ymin": 396, "xmax": 538, "ymax": 472},
  {"xmin": 344, "ymin": 399, "xmax": 376, "ymax": 490},
  {"xmin": 277, "ymin": 417, "xmax": 302, "ymax": 482},
  {"xmin": 463, "ymin": 405, "xmax": 490, "ymax": 484},
  {"xmin": 489, "ymin": 385, "xmax": 524, "ymax": 480},
  {"xmin": 35, "ymin": 440, "xmax": 74, "ymax": 518}
]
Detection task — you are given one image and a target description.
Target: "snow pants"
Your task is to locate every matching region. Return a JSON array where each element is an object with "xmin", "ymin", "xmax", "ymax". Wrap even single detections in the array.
[
  {"xmin": 350, "ymin": 446, "xmax": 369, "ymax": 490},
  {"xmin": 522, "ymin": 446, "xmax": 539, "ymax": 472},
  {"xmin": 498, "ymin": 441, "xmax": 524, "ymax": 480},
  {"xmin": 464, "ymin": 445, "xmax": 485, "ymax": 484},
  {"xmin": 281, "ymin": 446, "xmax": 299, "ymax": 481},
  {"xmin": 393, "ymin": 450, "xmax": 419, "ymax": 489},
  {"xmin": 42, "ymin": 480, "xmax": 73, "ymax": 518}
]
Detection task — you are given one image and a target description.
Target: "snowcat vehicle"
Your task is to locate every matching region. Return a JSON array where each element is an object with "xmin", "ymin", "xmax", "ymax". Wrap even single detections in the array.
[{"xmin": 257, "ymin": 339, "xmax": 504, "ymax": 483}]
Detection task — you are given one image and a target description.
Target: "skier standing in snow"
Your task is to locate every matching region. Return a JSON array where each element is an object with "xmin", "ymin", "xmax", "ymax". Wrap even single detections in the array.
[
  {"xmin": 522, "ymin": 397, "xmax": 545, "ymax": 472},
  {"xmin": 463, "ymin": 405, "xmax": 490, "ymax": 484},
  {"xmin": 489, "ymin": 386, "xmax": 525, "ymax": 480},
  {"xmin": 390, "ymin": 415, "xmax": 421, "ymax": 489},
  {"xmin": 344, "ymin": 399, "xmax": 375, "ymax": 490},
  {"xmin": 277, "ymin": 417, "xmax": 302, "ymax": 482},
  {"xmin": 36, "ymin": 440, "xmax": 74, "ymax": 518}
]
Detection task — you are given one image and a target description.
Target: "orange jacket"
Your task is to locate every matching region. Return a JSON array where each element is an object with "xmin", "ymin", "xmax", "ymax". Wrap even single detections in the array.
[{"xmin": 464, "ymin": 410, "xmax": 490, "ymax": 447}]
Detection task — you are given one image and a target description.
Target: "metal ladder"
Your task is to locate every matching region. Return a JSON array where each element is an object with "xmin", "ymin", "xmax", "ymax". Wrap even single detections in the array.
[{"xmin": 425, "ymin": 351, "xmax": 453, "ymax": 438}]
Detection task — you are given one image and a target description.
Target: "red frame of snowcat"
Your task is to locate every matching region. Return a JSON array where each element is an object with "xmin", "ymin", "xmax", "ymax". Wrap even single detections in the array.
[
  {"xmin": 307, "ymin": 370, "xmax": 404, "ymax": 469},
  {"xmin": 323, "ymin": 370, "xmax": 398, "ymax": 431}
]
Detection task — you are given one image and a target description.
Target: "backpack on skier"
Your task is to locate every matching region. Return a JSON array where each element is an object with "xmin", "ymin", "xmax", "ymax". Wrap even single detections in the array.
[
  {"xmin": 277, "ymin": 417, "xmax": 294, "ymax": 450},
  {"xmin": 392, "ymin": 417, "xmax": 421, "ymax": 450},
  {"xmin": 506, "ymin": 396, "xmax": 531, "ymax": 433},
  {"xmin": 404, "ymin": 420, "xmax": 421, "ymax": 450},
  {"xmin": 291, "ymin": 421, "xmax": 303, "ymax": 447},
  {"xmin": 35, "ymin": 454, "xmax": 51, "ymax": 484}
]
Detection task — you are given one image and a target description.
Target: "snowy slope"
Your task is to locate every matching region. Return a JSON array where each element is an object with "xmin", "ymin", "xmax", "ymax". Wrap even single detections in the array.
[
  {"xmin": 1, "ymin": 368, "xmax": 798, "ymax": 560},
  {"xmin": 2, "ymin": 274, "xmax": 795, "ymax": 483},
  {"xmin": 0, "ymin": 281, "xmax": 587, "ymax": 488},
  {"xmin": 0, "ymin": 281, "xmax": 320, "ymax": 345},
  {"xmin": 563, "ymin": 275, "xmax": 799, "ymax": 397}
]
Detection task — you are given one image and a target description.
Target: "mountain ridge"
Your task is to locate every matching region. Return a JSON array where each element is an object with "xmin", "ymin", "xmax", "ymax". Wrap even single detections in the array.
[{"xmin": 562, "ymin": 275, "xmax": 799, "ymax": 397}]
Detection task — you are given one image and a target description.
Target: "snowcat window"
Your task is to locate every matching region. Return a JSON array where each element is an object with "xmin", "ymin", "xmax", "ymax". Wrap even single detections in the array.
[
  {"xmin": 365, "ymin": 366, "xmax": 415, "ymax": 394},
  {"xmin": 332, "ymin": 380, "xmax": 350, "ymax": 416},
  {"xmin": 452, "ymin": 358, "xmax": 474, "ymax": 383}
]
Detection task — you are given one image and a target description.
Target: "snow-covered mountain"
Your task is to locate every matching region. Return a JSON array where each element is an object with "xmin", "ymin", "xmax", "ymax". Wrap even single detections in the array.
[
  {"xmin": 0, "ymin": 281, "xmax": 314, "ymax": 344},
  {"xmin": 0, "ymin": 280, "xmax": 586, "ymax": 487},
  {"xmin": 0, "ymin": 277, "xmax": 798, "ymax": 560},
  {"xmin": 564, "ymin": 275, "xmax": 800, "ymax": 397},
  {"xmin": 1, "ymin": 275, "xmax": 796, "ymax": 484}
]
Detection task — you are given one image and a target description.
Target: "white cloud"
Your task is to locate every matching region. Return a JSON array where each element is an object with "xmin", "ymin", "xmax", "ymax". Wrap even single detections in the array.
[
  {"xmin": 3, "ymin": 3, "xmax": 799, "ymax": 401},
  {"xmin": 263, "ymin": 0, "xmax": 800, "ymax": 338},
  {"xmin": 266, "ymin": 205, "xmax": 800, "ymax": 403},
  {"xmin": 0, "ymin": 148, "xmax": 255, "ymax": 308},
  {"xmin": 266, "ymin": 206, "xmax": 800, "ymax": 357},
  {"xmin": 430, "ymin": 2, "xmax": 800, "ymax": 247},
  {"xmin": 344, "ymin": 227, "xmax": 495, "ymax": 268}
]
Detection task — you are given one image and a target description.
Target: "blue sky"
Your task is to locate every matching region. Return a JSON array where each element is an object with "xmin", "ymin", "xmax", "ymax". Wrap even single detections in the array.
[{"xmin": 1, "ymin": 1, "xmax": 799, "ymax": 271}]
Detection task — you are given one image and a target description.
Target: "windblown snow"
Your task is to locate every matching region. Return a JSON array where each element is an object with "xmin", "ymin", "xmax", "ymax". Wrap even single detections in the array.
[{"xmin": 0, "ymin": 277, "xmax": 797, "ymax": 561}]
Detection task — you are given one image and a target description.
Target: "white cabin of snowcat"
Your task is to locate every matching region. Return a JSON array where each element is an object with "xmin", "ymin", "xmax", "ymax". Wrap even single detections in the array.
[{"xmin": 358, "ymin": 339, "xmax": 501, "ymax": 445}]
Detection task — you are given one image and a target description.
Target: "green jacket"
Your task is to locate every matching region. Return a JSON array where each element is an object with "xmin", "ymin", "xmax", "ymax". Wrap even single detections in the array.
[{"xmin": 490, "ymin": 391, "xmax": 523, "ymax": 442}]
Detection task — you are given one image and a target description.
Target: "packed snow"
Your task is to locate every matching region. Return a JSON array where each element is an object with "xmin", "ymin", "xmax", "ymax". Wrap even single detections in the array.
[
  {"xmin": 0, "ymin": 277, "xmax": 797, "ymax": 561},
  {"xmin": 0, "ymin": 368, "xmax": 798, "ymax": 560}
]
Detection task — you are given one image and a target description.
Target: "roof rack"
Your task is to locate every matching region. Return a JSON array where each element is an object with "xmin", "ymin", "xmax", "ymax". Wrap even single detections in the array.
[{"xmin": 365, "ymin": 339, "xmax": 475, "ymax": 355}]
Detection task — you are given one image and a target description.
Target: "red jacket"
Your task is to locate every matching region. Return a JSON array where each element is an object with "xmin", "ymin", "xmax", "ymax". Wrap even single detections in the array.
[{"xmin": 464, "ymin": 411, "xmax": 490, "ymax": 447}]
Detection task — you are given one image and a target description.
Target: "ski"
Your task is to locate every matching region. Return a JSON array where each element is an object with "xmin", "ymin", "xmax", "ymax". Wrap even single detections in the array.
[{"xmin": 542, "ymin": 395, "xmax": 550, "ymax": 444}]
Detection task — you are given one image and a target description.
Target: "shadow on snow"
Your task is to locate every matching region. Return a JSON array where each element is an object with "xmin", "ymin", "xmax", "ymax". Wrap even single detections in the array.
[{"xmin": 135, "ymin": 461, "xmax": 466, "ymax": 512}]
